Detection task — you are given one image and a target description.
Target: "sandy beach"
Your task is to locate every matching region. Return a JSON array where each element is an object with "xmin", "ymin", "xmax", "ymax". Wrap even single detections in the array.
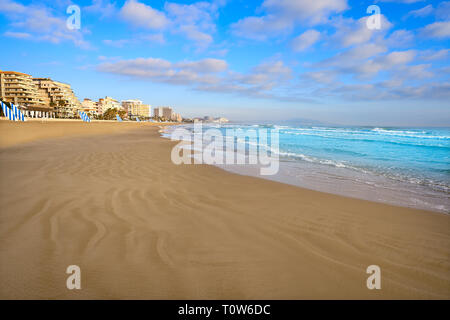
[{"xmin": 0, "ymin": 120, "xmax": 448, "ymax": 299}]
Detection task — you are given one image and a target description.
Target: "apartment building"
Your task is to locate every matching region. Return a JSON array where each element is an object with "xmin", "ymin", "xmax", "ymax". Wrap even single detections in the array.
[
  {"xmin": 0, "ymin": 70, "xmax": 45, "ymax": 110},
  {"xmin": 162, "ymin": 106, "xmax": 173, "ymax": 119},
  {"xmin": 81, "ymin": 98, "xmax": 99, "ymax": 116},
  {"xmin": 98, "ymin": 96, "xmax": 121, "ymax": 114},
  {"xmin": 33, "ymin": 78, "xmax": 81, "ymax": 117},
  {"xmin": 171, "ymin": 112, "xmax": 182, "ymax": 122},
  {"xmin": 122, "ymin": 99, "xmax": 151, "ymax": 118},
  {"xmin": 153, "ymin": 107, "xmax": 163, "ymax": 118}
]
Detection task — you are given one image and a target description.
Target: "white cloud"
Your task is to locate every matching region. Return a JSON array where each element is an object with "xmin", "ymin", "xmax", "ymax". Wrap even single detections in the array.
[
  {"xmin": 312, "ymin": 45, "xmax": 418, "ymax": 82},
  {"xmin": 98, "ymin": 57, "xmax": 294, "ymax": 100},
  {"xmin": 98, "ymin": 50, "xmax": 449, "ymax": 104},
  {"xmin": 103, "ymin": 33, "xmax": 165, "ymax": 47},
  {"xmin": 393, "ymin": 64, "xmax": 433, "ymax": 80},
  {"xmin": 120, "ymin": 0, "xmax": 168, "ymax": 29},
  {"xmin": 3, "ymin": 31, "xmax": 31, "ymax": 39},
  {"xmin": 230, "ymin": 15, "xmax": 292, "ymax": 41},
  {"xmin": 331, "ymin": 15, "xmax": 393, "ymax": 48},
  {"xmin": 291, "ymin": 29, "xmax": 321, "ymax": 51},
  {"xmin": 421, "ymin": 21, "xmax": 450, "ymax": 38},
  {"xmin": 386, "ymin": 29, "xmax": 415, "ymax": 48},
  {"xmin": 176, "ymin": 59, "xmax": 228, "ymax": 73},
  {"xmin": 165, "ymin": 1, "xmax": 219, "ymax": 46},
  {"xmin": 405, "ymin": 2, "xmax": 450, "ymax": 20},
  {"xmin": 103, "ymin": 39, "xmax": 131, "ymax": 48},
  {"xmin": 0, "ymin": 0, "xmax": 25, "ymax": 13},
  {"xmin": 197, "ymin": 60, "xmax": 297, "ymax": 100},
  {"xmin": 262, "ymin": 0, "xmax": 348, "ymax": 25},
  {"xmin": 141, "ymin": 33, "xmax": 165, "ymax": 44},
  {"xmin": 117, "ymin": 0, "xmax": 224, "ymax": 48},
  {"xmin": 84, "ymin": 0, "xmax": 117, "ymax": 18},
  {"xmin": 0, "ymin": 0, "xmax": 91, "ymax": 48},
  {"xmin": 231, "ymin": 0, "xmax": 347, "ymax": 40},
  {"xmin": 178, "ymin": 25, "xmax": 212, "ymax": 44},
  {"xmin": 350, "ymin": 50, "xmax": 417, "ymax": 78},
  {"xmin": 97, "ymin": 57, "xmax": 226, "ymax": 85},
  {"xmin": 406, "ymin": 4, "xmax": 433, "ymax": 18},
  {"xmin": 378, "ymin": 0, "xmax": 425, "ymax": 3},
  {"xmin": 317, "ymin": 43, "xmax": 388, "ymax": 68},
  {"xmin": 209, "ymin": 48, "xmax": 228, "ymax": 57},
  {"xmin": 419, "ymin": 49, "xmax": 449, "ymax": 61},
  {"xmin": 307, "ymin": 78, "xmax": 450, "ymax": 102},
  {"xmin": 254, "ymin": 60, "xmax": 291, "ymax": 76},
  {"xmin": 436, "ymin": 1, "xmax": 450, "ymax": 20},
  {"xmin": 302, "ymin": 70, "xmax": 338, "ymax": 84}
]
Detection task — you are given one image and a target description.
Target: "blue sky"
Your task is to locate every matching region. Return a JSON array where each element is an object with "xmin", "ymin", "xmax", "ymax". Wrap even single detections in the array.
[{"xmin": 0, "ymin": 0, "xmax": 449, "ymax": 125}]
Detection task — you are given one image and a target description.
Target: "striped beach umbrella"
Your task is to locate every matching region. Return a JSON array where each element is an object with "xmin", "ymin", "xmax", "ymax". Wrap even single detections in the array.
[
  {"xmin": 78, "ymin": 111, "xmax": 91, "ymax": 122},
  {"xmin": 1, "ymin": 101, "xmax": 17, "ymax": 121},
  {"xmin": 10, "ymin": 103, "xmax": 26, "ymax": 121},
  {"xmin": 116, "ymin": 114, "xmax": 123, "ymax": 122}
]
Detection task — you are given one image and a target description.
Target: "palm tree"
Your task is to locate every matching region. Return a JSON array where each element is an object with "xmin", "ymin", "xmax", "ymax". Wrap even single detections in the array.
[
  {"xmin": 103, "ymin": 108, "xmax": 118, "ymax": 120},
  {"xmin": 57, "ymin": 100, "xmax": 67, "ymax": 118},
  {"xmin": 118, "ymin": 110, "xmax": 127, "ymax": 120}
]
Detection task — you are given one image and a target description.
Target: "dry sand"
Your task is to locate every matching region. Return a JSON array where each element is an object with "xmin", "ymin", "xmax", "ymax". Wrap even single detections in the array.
[{"xmin": 0, "ymin": 120, "xmax": 448, "ymax": 299}]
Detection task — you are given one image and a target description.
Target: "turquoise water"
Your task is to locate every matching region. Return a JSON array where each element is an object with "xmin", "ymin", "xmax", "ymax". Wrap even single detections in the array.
[
  {"xmin": 164, "ymin": 124, "xmax": 450, "ymax": 212},
  {"xmin": 273, "ymin": 125, "xmax": 450, "ymax": 195}
]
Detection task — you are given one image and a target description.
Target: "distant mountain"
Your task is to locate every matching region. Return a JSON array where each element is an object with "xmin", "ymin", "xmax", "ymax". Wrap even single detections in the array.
[
  {"xmin": 275, "ymin": 118, "xmax": 332, "ymax": 126},
  {"xmin": 229, "ymin": 117, "xmax": 336, "ymax": 126}
]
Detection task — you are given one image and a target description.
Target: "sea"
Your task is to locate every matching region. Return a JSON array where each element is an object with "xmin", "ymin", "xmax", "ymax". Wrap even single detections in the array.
[{"xmin": 162, "ymin": 123, "xmax": 450, "ymax": 214}]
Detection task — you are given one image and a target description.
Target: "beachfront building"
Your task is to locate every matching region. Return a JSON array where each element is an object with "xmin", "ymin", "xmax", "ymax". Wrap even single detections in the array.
[
  {"xmin": 135, "ymin": 104, "xmax": 151, "ymax": 118},
  {"xmin": 81, "ymin": 98, "xmax": 99, "ymax": 116},
  {"xmin": 0, "ymin": 70, "xmax": 46, "ymax": 113},
  {"xmin": 98, "ymin": 96, "xmax": 121, "ymax": 114},
  {"xmin": 33, "ymin": 78, "xmax": 81, "ymax": 118},
  {"xmin": 162, "ymin": 107, "xmax": 173, "ymax": 120},
  {"xmin": 217, "ymin": 117, "xmax": 229, "ymax": 123},
  {"xmin": 122, "ymin": 99, "xmax": 151, "ymax": 119},
  {"xmin": 171, "ymin": 112, "xmax": 182, "ymax": 122},
  {"xmin": 121, "ymin": 99, "xmax": 140, "ymax": 114},
  {"xmin": 153, "ymin": 107, "xmax": 163, "ymax": 118}
]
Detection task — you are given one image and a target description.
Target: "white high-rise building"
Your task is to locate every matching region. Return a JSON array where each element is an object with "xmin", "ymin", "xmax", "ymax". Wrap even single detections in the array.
[
  {"xmin": 162, "ymin": 107, "xmax": 173, "ymax": 119},
  {"xmin": 153, "ymin": 107, "xmax": 163, "ymax": 118}
]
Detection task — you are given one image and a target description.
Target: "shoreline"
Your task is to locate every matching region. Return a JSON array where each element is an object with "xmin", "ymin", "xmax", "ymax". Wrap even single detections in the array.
[
  {"xmin": 161, "ymin": 125, "xmax": 449, "ymax": 214},
  {"xmin": 214, "ymin": 160, "xmax": 449, "ymax": 214},
  {"xmin": 0, "ymin": 121, "xmax": 449, "ymax": 299}
]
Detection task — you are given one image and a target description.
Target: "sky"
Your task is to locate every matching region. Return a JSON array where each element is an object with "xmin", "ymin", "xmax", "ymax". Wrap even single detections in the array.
[{"xmin": 0, "ymin": 0, "xmax": 449, "ymax": 126}]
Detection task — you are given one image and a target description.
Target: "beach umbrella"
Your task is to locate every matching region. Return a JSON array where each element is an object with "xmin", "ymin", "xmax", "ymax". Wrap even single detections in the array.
[
  {"xmin": 1, "ymin": 101, "xmax": 17, "ymax": 121},
  {"xmin": 78, "ymin": 111, "xmax": 91, "ymax": 122},
  {"xmin": 10, "ymin": 103, "xmax": 26, "ymax": 121}
]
